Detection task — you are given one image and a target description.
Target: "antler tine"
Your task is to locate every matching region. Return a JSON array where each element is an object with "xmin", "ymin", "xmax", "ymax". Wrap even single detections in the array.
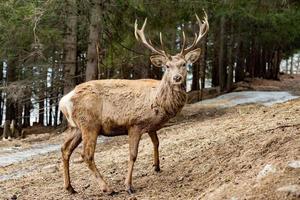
[
  {"xmin": 182, "ymin": 10, "xmax": 209, "ymax": 55},
  {"xmin": 159, "ymin": 32, "xmax": 164, "ymax": 52},
  {"xmin": 134, "ymin": 18, "xmax": 168, "ymax": 57},
  {"xmin": 159, "ymin": 32, "xmax": 170, "ymax": 58},
  {"xmin": 134, "ymin": 19, "xmax": 139, "ymax": 41},
  {"xmin": 180, "ymin": 31, "xmax": 186, "ymax": 54},
  {"xmin": 141, "ymin": 18, "xmax": 147, "ymax": 31}
]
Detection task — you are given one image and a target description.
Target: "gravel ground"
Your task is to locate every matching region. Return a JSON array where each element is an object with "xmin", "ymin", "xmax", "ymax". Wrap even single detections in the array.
[{"xmin": 0, "ymin": 97, "xmax": 300, "ymax": 200}]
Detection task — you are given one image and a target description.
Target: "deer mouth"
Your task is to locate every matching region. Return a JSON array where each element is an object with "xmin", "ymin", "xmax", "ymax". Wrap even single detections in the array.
[{"xmin": 171, "ymin": 81, "xmax": 186, "ymax": 91}]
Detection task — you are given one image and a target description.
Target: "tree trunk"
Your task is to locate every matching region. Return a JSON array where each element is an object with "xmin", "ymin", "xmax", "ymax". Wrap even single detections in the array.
[
  {"xmin": 49, "ymin": 61, "xmax": 55, "ymax": 126},
  {"xmin": 285, "ymin": 59, "xmax": 289, "ymax": 74},
  {"xmin": 38, "ymin": 93, "xmax": 44, "ymax": 125},
  {"xmin": 16, "ymin": 103, "xmax": 22, "ymax": 129},
  {"xmin": 249, "ymin": 38, "xmax": 256, "ymax": 78},
  {"xmin": 297, "ymin": 55, "xmax": 300, "ymax": 74},
  {"xmin": 218, "ymin": 14, "xmax": 226, "ymax": 91},
  {"xmin": 85, "ymin": 0, "xmax": 102, "ymax": 81},
  {"xmin": 235, "ymin": 38, "xmax": 245, "ymax": 82},
  {"xmin": 0, "ymin": 61, "xmax": 3, "ymax": 124},
  {"xmin": 3, "ymin": 120, "xmax": 11, "ymax": 139},
  {"xmin": 191, "ymin": 60, "xmax": 200, "ymax": 91},
  {"xmin": 5, "ymin": 59, "xmax": 17, "ymax": 122},
  {"xmin": 226, "ymin": 20, "xmax": 234, "ymax": 91},
  {"xmin": 54, "ymin": 100, "xmax": 59, "ymax": 127},
  {"xmin": 260, "ymin": 47, "xmax": 266, "ymax": 78},
  {"xmin": 290, "ymin": 54, "xmax": 294, "ymax": 75},
  {"xmin": 212, "ymin": 28, "xmax": 219, "ymax": 87},
  {"xmin": 200, "ymin": 35, "xmax": 208, "ymax": 100},
  {"xmin": 23, "ymin": 102, "xmax": 31, "ymax": 127},
  {"xmin": 272, "ymin": 49, "xmax": 281, "ymax": 80},
  {"xmin": 37, "ymin": 65, "xmax": 46, "ymax": 126},
  {"xmin": 63, "ymin": 0, "xmax": 78, "ymax": 94}
]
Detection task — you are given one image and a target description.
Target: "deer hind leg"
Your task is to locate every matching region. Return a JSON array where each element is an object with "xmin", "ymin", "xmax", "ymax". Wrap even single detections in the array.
[
  {"xmin": 125, "ymin": 127, "xmax": 142, "ymax": 194},
  {"xmin": 61, "ymin": 128, "xmax": 82, "ymax": 194},
  {"xmin": 148, "ymin": 131, "xmax": 160, "ymax": 172},
  {"xmin": 81, "ymin": 127, "xmax": 112, "ymax": 193}
]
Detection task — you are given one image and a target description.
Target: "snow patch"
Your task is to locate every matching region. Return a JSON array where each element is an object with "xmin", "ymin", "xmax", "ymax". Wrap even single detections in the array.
[
  {"xmin": 0, "ymin": 144, "xmax": 60, "ymax": 167},
  {"xmin": 277, "ymin": 185, "xmax": 300, "ymax": 196},
  {"xmin": 287, "ymin": 160, "xmax": 300, "ymax": 169},
  {"xmin": 197, "ymin": 91, "xmax": 298, "ymax": 108},
  {"xmin": 257, "ymin": 164, "xmax": 276, "ymax": 180}
]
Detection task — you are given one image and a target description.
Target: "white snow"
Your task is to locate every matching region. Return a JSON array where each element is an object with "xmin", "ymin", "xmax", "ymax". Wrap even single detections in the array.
[
  {"xmin": 0, "ymin": 136, "xmax": 105, "ymax": 169},
  {"xmin": 196, "ymin": 91, "xmax": 299, "ymax": 108},
  {"xmin": 277, "ymin": 185, "xmax": 300, "ymax": 196},
  {"xmin": 257, "ymin": 164, "xmax": 276, "ymax": 180},
  {"xmin": 288, "ymin": 160, "xmax": 300, "ymax": 169},
  {"xmin": 0, "ymin": 144, "xmax": 60, "ymax": 167}
]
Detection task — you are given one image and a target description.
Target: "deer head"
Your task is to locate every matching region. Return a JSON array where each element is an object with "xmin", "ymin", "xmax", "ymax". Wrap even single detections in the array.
[{"xmin": 135, "ymin": 11, "xmax": 209, "ymax": 86}]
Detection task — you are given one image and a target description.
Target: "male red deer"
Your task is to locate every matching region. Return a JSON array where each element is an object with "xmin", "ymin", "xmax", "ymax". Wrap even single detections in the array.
[{"xmin": 59, "ymin": 11, "xmax": 209, "ymax": 195}]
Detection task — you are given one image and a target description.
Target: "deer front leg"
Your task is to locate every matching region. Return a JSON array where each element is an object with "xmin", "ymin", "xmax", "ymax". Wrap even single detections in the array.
[
  {"xmin": 148, "ymin": 131, "xmax": 160, "ymax": 172},
  {"xmin": 125, "ymin": 127, "xmax": 142, "ymax": 194}
]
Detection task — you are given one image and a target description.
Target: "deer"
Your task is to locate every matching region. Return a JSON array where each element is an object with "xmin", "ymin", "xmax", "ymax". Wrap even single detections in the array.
[{"xmin": 59, "ymin": 11, "xmax": 209, "ymax": 195}]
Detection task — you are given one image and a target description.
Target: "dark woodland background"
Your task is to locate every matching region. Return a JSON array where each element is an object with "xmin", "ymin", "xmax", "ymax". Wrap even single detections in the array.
[{"xmin": 0, "ymin": 0, "xmax": 300, "ymax": 129}]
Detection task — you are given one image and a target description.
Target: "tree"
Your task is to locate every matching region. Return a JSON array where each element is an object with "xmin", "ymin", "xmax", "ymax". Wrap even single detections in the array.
[
  {"xmin": 63, "ymin": 0, "xmax": 78, "ymax": 94},
  {"xmin": 85, "ymin": 0, "xmax": 102, "ymax": 81}
]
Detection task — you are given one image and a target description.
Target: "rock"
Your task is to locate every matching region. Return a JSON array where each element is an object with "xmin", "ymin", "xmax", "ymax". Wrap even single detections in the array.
[
  {"xmin": 83, "ymin": 184, "xmax": 90, "ymax": 189},
  {"xmin": 43, "ymin": 164, "xmax": 58, "ymax": 173},
  {"xmin": 257, "ymin": 164, "xmax": 276, "ymax": 180},
  {"xmin": 73, "ymin": 158, "xmax": 84, "ymax": 164},
  {"xmin": 277, "ymin": 185, "xmax": 300, "ymax": 196},
  {"xmin": 141, "ymin": 173, "xmax": 147, "ymax": 177},
  {"xmin": 234, "ymin": 86, "xmax": 251, "ymax": 92},
  {"xmin": 287, "ymin": 160, "xmax": 300, "ymax": 169}
]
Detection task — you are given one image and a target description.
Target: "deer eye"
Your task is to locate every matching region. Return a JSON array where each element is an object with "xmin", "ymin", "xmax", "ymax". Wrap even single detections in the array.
[
  {"xmin": 165, "ymin": 65, "xmax": 170, "ymax": 68},
  {"xmin": 182, "ymin": 63, "xmax": 186, "ymax": 67}
]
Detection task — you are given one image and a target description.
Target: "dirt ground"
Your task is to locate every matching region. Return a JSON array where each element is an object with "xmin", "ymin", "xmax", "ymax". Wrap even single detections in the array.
[{"xmin": 1, "ymin": 75, "xmax": 300, "ymax": 200}]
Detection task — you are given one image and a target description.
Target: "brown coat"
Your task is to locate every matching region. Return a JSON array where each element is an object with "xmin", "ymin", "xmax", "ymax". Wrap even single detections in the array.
[{"xmin": 70, "ymin": 78, "xmax": 186, "ymax": 135}]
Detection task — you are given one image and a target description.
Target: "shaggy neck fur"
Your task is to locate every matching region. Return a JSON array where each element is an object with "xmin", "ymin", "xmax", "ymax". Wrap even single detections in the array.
[{"xmin": 153, "ymin": 73, "xmax": 187, "ymax": 117}]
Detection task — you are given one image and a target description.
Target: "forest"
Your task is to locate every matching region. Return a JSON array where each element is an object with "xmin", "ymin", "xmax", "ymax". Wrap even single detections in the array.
[
  {"xmin": 0, "ymin": 0, "xmax": 300, "ymax": 128},
  {"xmin": 1, "ymin": 1, "xmax": 300, "ymax": 200}
]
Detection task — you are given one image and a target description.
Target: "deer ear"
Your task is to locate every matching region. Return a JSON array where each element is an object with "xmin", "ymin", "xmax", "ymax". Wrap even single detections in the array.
[
  {"xmin": 185, "ymin": 48, "xmax": 201, "ymax": 64},
  {"xmin": 150, "ymin": 55, "xmax": 167, "ymax": 67}
]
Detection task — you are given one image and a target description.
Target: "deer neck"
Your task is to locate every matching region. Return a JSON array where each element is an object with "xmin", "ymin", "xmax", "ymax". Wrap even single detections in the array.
[{"xmin": 153, "ymin": 74, "xmax": 187, "ymax": 117}]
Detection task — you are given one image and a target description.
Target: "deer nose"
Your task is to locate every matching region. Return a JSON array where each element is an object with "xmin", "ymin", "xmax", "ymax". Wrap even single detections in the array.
[{"xmin": 173, "ymin": 75, "xmax": 182, "ymax": 82}]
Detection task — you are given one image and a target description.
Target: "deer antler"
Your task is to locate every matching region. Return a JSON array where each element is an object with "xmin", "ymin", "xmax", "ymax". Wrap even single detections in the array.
[
  {"xmin": 135, "ymin": 18, "xmax": 170, "ymax": 58},
  {"xmin": 181, "ymin": 10, "xmax": 209, "ymax": 55}
]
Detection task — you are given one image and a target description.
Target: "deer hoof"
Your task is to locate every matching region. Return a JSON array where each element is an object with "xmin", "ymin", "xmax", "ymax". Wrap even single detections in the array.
[
  {"xmin": 66, "ymin": 186, "xmax": 77, "ymax": 194},
  {"xmin": 101, "ymin": 186, "xmax": 112, "ymax": 193},
  {"xmin": 154, "ymin": 165, "xmax": 160, "ymax": 172},
  {"xmin": 108, "ymin": 190, "xmax": 118, "ymax": 196},
  {"xmin": 127, "ymin": 187, "xmax": 134, "ymax": 195}
]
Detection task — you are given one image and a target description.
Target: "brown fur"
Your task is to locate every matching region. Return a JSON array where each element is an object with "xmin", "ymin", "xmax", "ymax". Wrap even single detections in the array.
[
  {"xmin": 71, "ymin": 78, "xmax": 186, "ymax": 134},
  {"xmin": 60, "ymin": 70, "xmax": 187, "ymax": 193}
]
